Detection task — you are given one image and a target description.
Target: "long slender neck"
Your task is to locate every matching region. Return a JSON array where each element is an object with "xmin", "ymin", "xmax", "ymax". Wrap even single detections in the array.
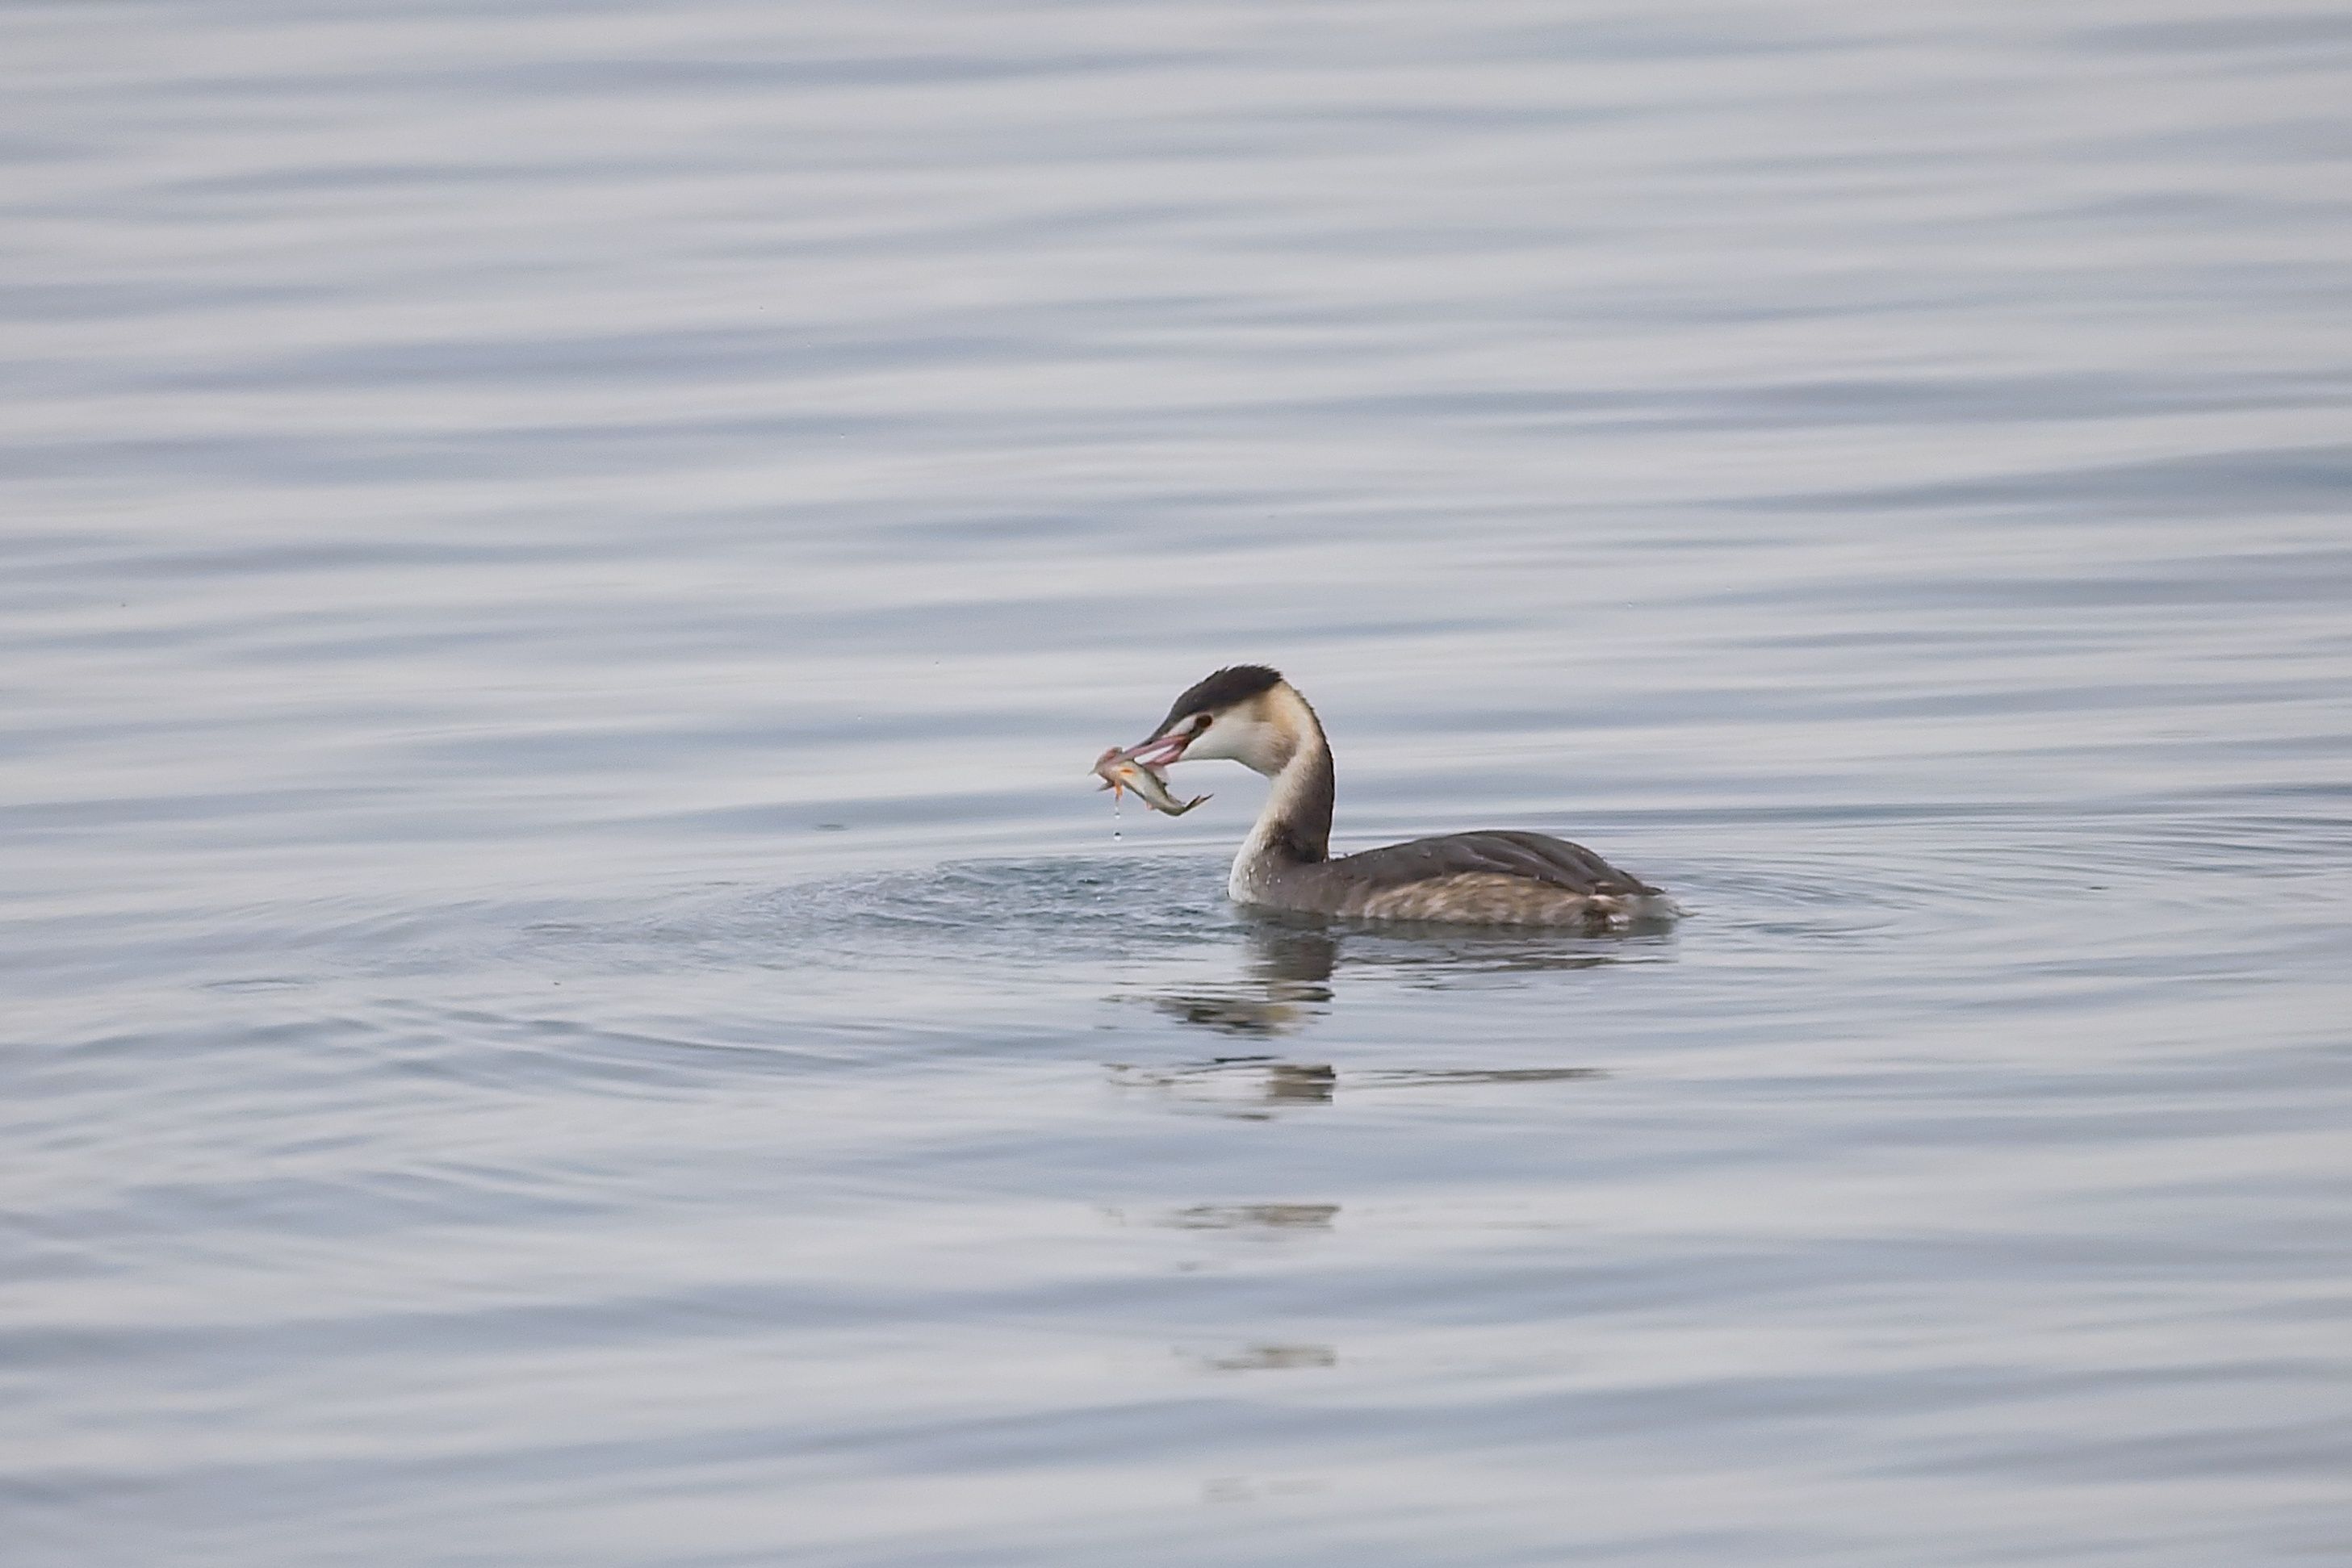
[{"xmin": 1241, "ymin": 691, "xmax": 1333, "ymax": 867}]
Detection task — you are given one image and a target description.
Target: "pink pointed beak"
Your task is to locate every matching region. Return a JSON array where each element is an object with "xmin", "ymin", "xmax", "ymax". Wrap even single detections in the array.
[{"xmin": 1116, "ymin": 730, "xmax": 1191, "ymax": 769}]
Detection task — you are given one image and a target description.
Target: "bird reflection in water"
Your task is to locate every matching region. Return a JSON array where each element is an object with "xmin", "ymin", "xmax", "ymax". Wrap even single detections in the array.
[
  {"xmin": 1143, "ymin": 910, "xmax": 1656, "ymax": 1039},
  {"xmin": 1145, "ymin": 920, "xmax": 1343, "ymax": 1038},
  {"xmin": 1099, "ymin": 1201, "xmax": 1340, "ymax": 1236},
  {"xmin": 1106, "ymin": 922, "xmax": 1341, "ymax": 1114},
  {"xmin": 1163, "ymin": 1202, "xmax": 1338, "ymax": 1230},
  {"xmin": 1107, "ymin": 915, "xmax": 1621, "ymax": 1116},
  {"xmin": 1103, "ymin": 1054, "xmax": 1334, "ymax": 1118},
  {"xmin": 1186, "ymin": 1343, "xmax": 1337, "ymax": 1373}
]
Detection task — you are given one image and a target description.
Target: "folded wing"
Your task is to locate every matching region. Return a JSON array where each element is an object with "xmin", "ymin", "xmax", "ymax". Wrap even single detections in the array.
[{"xmin": 1331, "ymin": 830, "xmax": 1657, "ymax": 898}]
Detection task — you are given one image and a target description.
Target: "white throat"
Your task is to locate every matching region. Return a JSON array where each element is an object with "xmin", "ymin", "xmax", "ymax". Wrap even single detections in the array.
[{"xmin": 1227, "ymin": 690, "xmax": 1333, "ymax": 902}]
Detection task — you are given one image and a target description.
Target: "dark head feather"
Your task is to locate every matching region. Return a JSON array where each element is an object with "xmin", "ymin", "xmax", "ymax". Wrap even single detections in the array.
[{"xmin": 1157, "ymin": 664, "xmax": 1283, "ymax": 734}]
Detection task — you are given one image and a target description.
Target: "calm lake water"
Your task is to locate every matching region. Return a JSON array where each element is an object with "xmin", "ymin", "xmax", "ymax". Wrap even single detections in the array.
[{"xmin": 6, "ymin": 2, "xmax": 2351, "ymax": 1563}]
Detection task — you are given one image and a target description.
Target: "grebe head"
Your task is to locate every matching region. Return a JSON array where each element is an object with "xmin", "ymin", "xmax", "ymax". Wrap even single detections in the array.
[{"xmin": 1119, "ymin": 665, "xmax": 1313, "ymax": 778}]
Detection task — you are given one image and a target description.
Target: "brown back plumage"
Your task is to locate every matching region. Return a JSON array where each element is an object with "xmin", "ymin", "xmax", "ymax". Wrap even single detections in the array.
[{"xmin": 1330, "ymin": 830, "xmax": 1658, "ymax": 899}]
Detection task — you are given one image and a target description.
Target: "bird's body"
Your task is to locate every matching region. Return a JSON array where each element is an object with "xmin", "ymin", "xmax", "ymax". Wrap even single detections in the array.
[{"xmin": 1112, "ymin": 667, "xmax": 1671, "ymax": 930}]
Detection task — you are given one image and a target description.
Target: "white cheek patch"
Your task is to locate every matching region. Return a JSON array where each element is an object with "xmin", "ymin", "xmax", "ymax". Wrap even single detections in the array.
[
  {"xmin": 1183, "ymin": 717, "xmax": 1230, "ymax": 760},
  {"xmin": 1189, "ymin": 715, "xmax": 1264, "ymax": 764}
]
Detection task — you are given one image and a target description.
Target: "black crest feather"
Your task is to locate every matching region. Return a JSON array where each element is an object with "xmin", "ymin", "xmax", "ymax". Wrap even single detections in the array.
[{"xmin": 1159, "ymin": 664, "xmax": 1283, "ymax": 732}]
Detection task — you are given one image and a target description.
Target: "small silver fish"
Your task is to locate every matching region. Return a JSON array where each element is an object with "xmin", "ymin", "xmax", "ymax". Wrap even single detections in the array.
[{"xmin": 1092, "ymin": 746, "xmax": 1210, "ymax": 816}]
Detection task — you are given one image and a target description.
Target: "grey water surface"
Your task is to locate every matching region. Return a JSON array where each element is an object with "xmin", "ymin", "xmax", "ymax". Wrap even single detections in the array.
[{"xmin": 6, "ymin": 2, "xmax": 2351, "ymax": 1564}]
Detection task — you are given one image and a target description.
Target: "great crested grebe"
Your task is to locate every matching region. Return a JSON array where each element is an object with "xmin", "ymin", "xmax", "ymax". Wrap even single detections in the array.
[{"xmin": 1111, "ymin": 666, "xmax": 1672, "ymax": 929}]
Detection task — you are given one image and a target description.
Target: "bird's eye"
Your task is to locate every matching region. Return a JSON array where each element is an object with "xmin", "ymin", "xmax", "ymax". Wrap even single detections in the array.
[{"xmin": 1189, "ymin": 714, "xmax": 1212, "ymax": 735}]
